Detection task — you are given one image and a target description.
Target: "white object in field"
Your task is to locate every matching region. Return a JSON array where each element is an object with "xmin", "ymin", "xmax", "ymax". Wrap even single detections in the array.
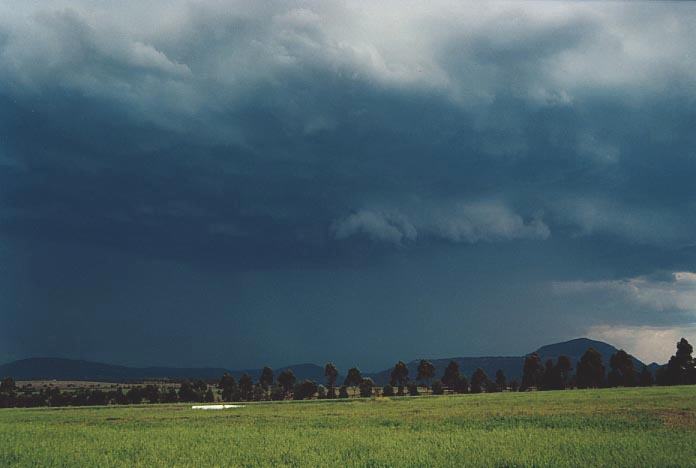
[{"xmin": 191, "ymin": 404, "xmax": 244, "ymax": 410}]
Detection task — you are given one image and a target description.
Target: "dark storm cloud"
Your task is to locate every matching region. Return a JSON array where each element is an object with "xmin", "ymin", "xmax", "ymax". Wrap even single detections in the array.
[{"xmin": 2, "ymin": 1, "xmax": 696, "ymax": 366}]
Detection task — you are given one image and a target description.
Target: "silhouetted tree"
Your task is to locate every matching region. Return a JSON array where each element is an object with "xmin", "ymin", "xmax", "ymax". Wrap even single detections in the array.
[
  {"xmin": 521, "ymin": 353, "xmax": 543, "ymax": 390},
  {"xmin": 359, "ymin": 378, "xmax": 374, "ymax": 397},
  {"xmin": 455, "ymin": 375, "xmax": 469, "ymax": 394},
  {"xmin": 441, "ymin": 361, "xmax": 461, "ymax": 390},
  {"xmin": 0, "ymin": 377, "xmax": 16, "ymax": 394},
  {"xmin": 407, "ymin": 382, "xmax": 419, "ymax": 396},
  {"xmin": 495, "ymin": 369, "xmax": 507, "ymax": 392},
  {"xmin": 325, "ymin": 363, "xmax": 338, "ymax": 398},
  {"xmin": 193, "ymin": 380, "xmax": 208, "ymax": 395},
  {"xmin": 576, "ymin": 348, "xmax": 605, "ymax": 388},
  {"xmin": 205, "ymin": 387, "xmax": 215, "ymax": 402},
  {"xmin": 510, "ymin": 380, "xmax": 519, "ymax": 392},
  {"xmin": 252, "ymin": 383, "xmax": 265, "ymax": 401},
  {"xmin": 639, "ymin": 366, "xmax": 654, "ymax": 387},
  {"xmin": 431, "ymin": 381, "xmax": 444, "ymax": 395},
  {"xmin": 608, "ymin": 350, "xmax": 636, "ymax": 387},
  {"xmin": 382, "ymin": 384, "xmax": 395, "ymax": 397},
  {"xmin": 293, "ymin": 380, "xmax": 318, "ymax": 400},
  {"xmin": 470, "ymin": 368, "xmax": 488, "ymax": 394},
  {"xmin": 278, "ymin": 369, "xmax": 296, "ymax": 396},
  {"xmin": 657, "ymin": 338, "xmax": 695, "ymax": 385},
  {"xmin": 0, "ymin": 377, "xmax": 16, "ymax": 408},
  {"xmin": 344, "ymin": 367, "xmax": 363, "ymax": 395},
  {"xmin": 540, "ymin": 359, "xmax": 559, "ymax": 391},
  {"xmin": 556, "ymin": 355, "xmax": 572, "ymax": 389},
  {"xmin": 338, "ymin": 385, "xmax": 349, "ymax": 398},
  {"xmin": 219, "ymin": 373, "xmax": 239, "ymax": 401},
  {"xmin": 162, "ymin": 387, "xmax": 178, "ymax": 403},
  {"xmin": 259, "ymin": 367, "xmax": 274, "ymax": 390},
  {"xmin": 239, "ymin": 374, "xmax": 253, "ymax": 401},
  {"xmin": 126, "ymin": 386, "xmax": 144, "ymax": 404},
  {"xmin": 143, "ymin": 384, "xmax": 161, "ymax": 404},
  {"xmin": 417, "ymin": 360, "xmax": 436, "ymax": 387},
  {"xmin": 88, "ymin": 389, "xmax": 107, "ymax": 406},
  {"xmin": 390, "ymin": 361, "xmax": 409, "ymax": 395},
  {"xmin": 270, "ymin": 385, "xmax": 285, "ymax": 401},
  {"xmin": 112, "ymin": 387, "xmax": 129, "ymax": 405}
]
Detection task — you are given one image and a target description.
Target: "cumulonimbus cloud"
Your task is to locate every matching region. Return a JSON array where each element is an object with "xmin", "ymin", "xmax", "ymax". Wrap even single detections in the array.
[{"xmin": 0, "ymin": 0, "xmax": 695, "ymax": 260}]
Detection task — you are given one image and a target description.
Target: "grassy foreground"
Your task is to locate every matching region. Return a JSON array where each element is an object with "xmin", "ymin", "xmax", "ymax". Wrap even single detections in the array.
[{"xmin": 2, "ymin": 386, "xmax": 696, "ymax": 467}]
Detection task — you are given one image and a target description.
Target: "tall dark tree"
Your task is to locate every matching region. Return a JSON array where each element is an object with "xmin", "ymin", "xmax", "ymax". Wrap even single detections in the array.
[
  {"xmin": 454, "ymin": 375, "xmax": 469, "ymax": 394},
  {"xmin": 608, "ymin": 350, "xmax": 636, "ymax": 387},
  {"xmin": 252, "ymin": 384, "xmax": 266, "ymax": 401},
  {"xmin": 143, "ymin": 384, "xmax": 161, "ymax": 404},
  {"xmin": 359, "ymin": 378, "xmax": 374, "ymax": 398},
  {"xmin": 293, "ymin": 380, "xmax": 318, "ymax": 400},
  {"xmin": 127, "ymin": 386, "xmax": 144, "ymax": 404},
  {"xmin": 416, "ymin": 360, "xmax": 436, "ymax": 388},
  {"xmin": 239, "ymin": 374, "xmax": 254, "ymax": 401},
  {"xmin": 441, "ymin": 361, "xmax": 461, "ymax": 389},
  {"xmin": 495, "ymin": 369, "xmax": 507, "ymax": 392},
  {"xmin": 324, "ymin": 363, "xmax": 339, "ymax": 388},
  {"xmin": 219, "ymin": 373, "xmax": 238, "ymax": 401},
  {"xmin": 88, "ymin": 389, "xmax": 107, "ymax": 406},
  {"xmin": 162, "ymin": 387, "xmax": 179, "ymax": 403},
  {"xmin": 576, "ymin": 348, "xmax": 605, "ymax": 388},
  {"xmin": 540, "ymin": 359, "xmax": 561, "ymax": 390},
  {"xmin": 390, "ymin": 361, "xmax": 409, "ymax": 394},
  {"xmin": 0, "ymin": 377, "xmax": 16, "ymax": 394},
  {"xmin": 270, "ymin": 385, "xmax": 285, "ymax": 401},
  {"xmin": 556, "ymin": 355, "xmax": 573, "ymax": 389},
  {"xmin": 470, "ymin": 368, "xmax": 488, "ymax": 394},
  {"xmin": 325, "ymin": 362, "xmax": 338, "ymax": 399},
  {"xmin": 0, "ymin": 377, "xmax": 17, "ymax": 407},
  {"xmin": 259, "ymin": 367, "xmax": 274, "ymax": 390},
  {"xmin": 658, "ymin": 338, "xmax": 695, "ymax": 385},
  {"xmin": 431, "ymin": 381, "xmax": 444, "ymax": 395},
  {"xmin": 278, "ymin": 369, "xmax": 296, "ymax": 396},
  {"xmin": 639, "ymin": 366, "xmax": 654, "ymax": 387},
  {"xmin": 193, "ymin": 381, "xmax": 208, "ymax": 401},
  {"xmin": 344, "ymin": 367, "xmax": 363, "ymax": 395},
  {"xmin": 521, "ymin": 353, "xmax": 543, "ymax": 390}
]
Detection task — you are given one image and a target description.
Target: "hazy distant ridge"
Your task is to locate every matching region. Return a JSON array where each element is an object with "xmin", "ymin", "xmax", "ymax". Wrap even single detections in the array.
[{"xmin": 0, "ymin": 338, "xmax": 659, "ymax": 384}]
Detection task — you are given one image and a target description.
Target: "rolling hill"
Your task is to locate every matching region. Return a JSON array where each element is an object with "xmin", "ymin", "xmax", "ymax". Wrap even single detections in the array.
[
  {"xmin": 0, "ymin": 338, "xmax": 660, "ymax": 384},
  {"xmin": 366, "ymin": 337, "xmax": 657, "ymax": 385}
]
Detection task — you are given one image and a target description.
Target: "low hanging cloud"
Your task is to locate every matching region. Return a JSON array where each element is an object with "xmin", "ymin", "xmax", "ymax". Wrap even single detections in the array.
[
  {"xmin": 332, "ymin": 210, "xmax": 417, "ymax": 245},
  {"xmin": 553, "ymin": 271, "xmax": 696, "ymax": 314},
  {"xmin": 332, "ymin": 200, "xmax": 549, "ymax": 245}
]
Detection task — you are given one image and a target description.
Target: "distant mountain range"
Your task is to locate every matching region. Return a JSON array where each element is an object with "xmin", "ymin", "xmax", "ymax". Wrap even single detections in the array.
[{"xmin": 0, "ymin": 338, "xmax": 662, "ymax": 385}]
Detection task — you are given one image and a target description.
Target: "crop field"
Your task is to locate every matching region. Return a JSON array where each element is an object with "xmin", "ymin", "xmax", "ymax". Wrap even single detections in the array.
[{"xmin": 2, "ymin": 386, "xmax": 696, "ymax": 467}]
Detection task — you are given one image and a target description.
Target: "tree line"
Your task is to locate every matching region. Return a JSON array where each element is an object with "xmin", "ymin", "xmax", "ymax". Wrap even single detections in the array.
[{"xmin": 2, "ymin": 338, "xmax": 695, "ymax": 408}]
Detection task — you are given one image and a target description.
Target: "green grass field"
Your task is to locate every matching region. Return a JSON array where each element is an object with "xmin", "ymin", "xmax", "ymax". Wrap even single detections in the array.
[{"xmin": 2, "ymin": 386, "xmax": 696, "ymax": 467}]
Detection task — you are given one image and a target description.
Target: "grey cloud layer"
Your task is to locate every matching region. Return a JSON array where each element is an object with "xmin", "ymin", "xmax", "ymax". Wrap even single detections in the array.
[
  {"xmin": 2, "ymin": 1, "xmax": 696, "ymax": 264},
  {"xmin": 8, "ymin": 0, "xmax": 696, "ymax": 368}
]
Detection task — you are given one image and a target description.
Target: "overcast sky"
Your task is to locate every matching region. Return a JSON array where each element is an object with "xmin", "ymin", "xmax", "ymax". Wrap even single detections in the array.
[{"xmin": 1, "ymin": 0, "xmax": 696, "ymax": 370}]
